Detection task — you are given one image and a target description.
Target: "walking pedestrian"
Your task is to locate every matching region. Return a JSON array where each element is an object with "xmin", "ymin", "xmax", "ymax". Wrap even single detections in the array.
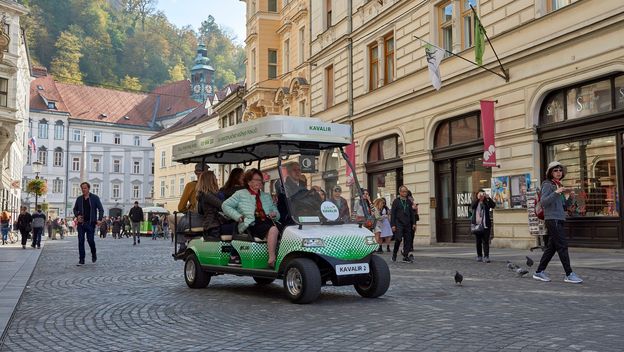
[
  {"xmin": 68, "ymin": 218, "xmax": 75, "ymax": 235},
  {"xmin": 73, "ymin": 182, "xmax": 104, "ymax": 266},
  {"xmin": 391, "ymin": 186, "xmax": 416, "ymax": 263},
  {"xmin": 59, "ymin": 219, "xmax": 66, "ymax": 239},
  {"xmin": 161, "ymin": 215, "xmax": 169, "ymax": 240},
  {"xmin": 112, "ymin": 216, "xmax": 122, "ymax": 239},
  {"xmin": 533, "ymin": 161, "xmax": 583, "ymax": 284},
  {"xmin": 151, "ymin": 214, "xmax": 160, "ymax": 240},
  {"xmin": 406, "ymin": 190, "xmax": 419, "ymax": 255},
  {"xmin": 128, "ymin": 201, "xmax": 144, "ymax": 245},
  {"xmin": 1, "ymin": 210, "xmax": 10, "ymax": 245},
  {"xmin": 99, "ymin": 217, "xmax": 108, "ymax": 239},
  {"xmin": 121, "ymin": 215, "xmax": 130, "ymax": 238},
  {"xmin": 31, "ymin": 205, "xmax": 46, "ymax": 249},
  {"xmin": 471, "ymin": 190, "xmax": 496, "ymax": 263},
  {"xmin": 16, "ymin": 206, "xmax": 32, "ymax": 249},
  {"xmin": 46, "ymin": 216, "xmax": 53, "ymax": 239}
]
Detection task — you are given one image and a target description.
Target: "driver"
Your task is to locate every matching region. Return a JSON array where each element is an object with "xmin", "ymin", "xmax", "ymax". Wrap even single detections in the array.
[{"xmin": 276, "ymin": 162, "xmax": 322, "ymax": 221}]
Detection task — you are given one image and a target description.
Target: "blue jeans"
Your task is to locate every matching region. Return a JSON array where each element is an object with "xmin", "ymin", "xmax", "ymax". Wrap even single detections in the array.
[
  {"xmin": 151, "ymin": 225, "xmax": 158, "ymax": 239},
  {"xmin": 77, "ymin": 223, "xmax": 97, "ymax": 262},
  {"xmin": 32, "ymin": 227, "xmax": 43, "ymax": 247},
  {"xmin": 1, "ymin": 224, "xmax": 8, "ymax": 242}
]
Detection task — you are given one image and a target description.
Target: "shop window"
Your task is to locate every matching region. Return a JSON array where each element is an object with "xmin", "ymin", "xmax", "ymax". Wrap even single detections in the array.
[
  {"xmin": 615, "ymin": 75, "xmax": 624, "ymax": 110},
  {"xmin": 541, "ymin": 91, "xmax": 565, "ymax": 124},
  {"xmin": 546, "ymin": 136, "xmax": 619, "ymax": 217},
  {"xmin": 434, "ymin": 114, "xmax": 480, "ymax": 148},
  {"xmin": 566, "ymin": 79, "xmax": 611, "ymax": 119},
  {"xmin": 368, "ymin": 135, "xmax": 399, "ymax": 162},
  {"xmin": 455, "ymin": 156, "xmax": 491, "ymax": 218}
]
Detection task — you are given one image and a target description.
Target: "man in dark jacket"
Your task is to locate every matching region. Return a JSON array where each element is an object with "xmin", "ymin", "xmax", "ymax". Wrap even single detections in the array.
[
  {"xmin": 16, "ymin": 206, "xmax": 32, "ymax": 249},
  {"xmin": 72, "ymin": 182, "xmax": 104, "ymax": 266},
  {"xmin": 128, "ymin": 201, "xmax": 144, "ymax": 245},
  {"xmin": 391, "ymin": 185, "xmax": 416, "ymax": 263}
]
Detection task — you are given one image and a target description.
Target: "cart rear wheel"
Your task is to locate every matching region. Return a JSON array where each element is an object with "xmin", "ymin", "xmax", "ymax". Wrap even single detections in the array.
[{"xmin": 184, "ymin": 253, "xmax": 211, "ymax": 288}]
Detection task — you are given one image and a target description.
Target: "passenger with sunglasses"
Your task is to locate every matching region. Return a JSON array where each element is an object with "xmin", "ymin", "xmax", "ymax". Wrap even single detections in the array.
[{"xmin": 533, "ymin": 161, "xmax": 583, "ymax": 284}]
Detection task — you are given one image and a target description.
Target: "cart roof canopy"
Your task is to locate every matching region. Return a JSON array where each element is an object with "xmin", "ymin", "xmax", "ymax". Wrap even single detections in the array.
[{"xmin": 172, "ymin": 116, "xmax": 352, "ymax": 164}]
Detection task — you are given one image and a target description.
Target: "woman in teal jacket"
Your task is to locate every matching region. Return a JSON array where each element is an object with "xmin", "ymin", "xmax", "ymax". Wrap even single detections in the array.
[{"xmin": 222, "ymin": 169, "xmax": 280, "ymax": 268}]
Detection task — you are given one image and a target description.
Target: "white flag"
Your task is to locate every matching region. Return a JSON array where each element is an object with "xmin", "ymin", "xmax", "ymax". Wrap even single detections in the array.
[{"xmin": 425, "ymin": 44, "xmax": 445, "ymax": 90}]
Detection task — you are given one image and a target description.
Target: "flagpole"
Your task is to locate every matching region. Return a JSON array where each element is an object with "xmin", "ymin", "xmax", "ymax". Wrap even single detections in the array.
[
  {"xmin": 413, "ymin": 35, "xmax": 508, "ymax": 81},
  {"xmin": 470, "ymin": 5, "xmax": 509, "ymax": 82}
]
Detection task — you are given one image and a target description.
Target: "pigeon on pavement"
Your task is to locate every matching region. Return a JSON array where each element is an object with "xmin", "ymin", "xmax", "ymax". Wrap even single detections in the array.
[
  {"xmin": 506, "ymin": 261, "xmax": 519, "ymax": 271},
  {"xmin": 454, "ymin": 271, "xmax": 463, "ymax": 285},
  {"xmin": 526, "ymin": 256, "xmax": 534, "ymax": 267},
  {"xmin": 515, "ymin": 267, "xmax": 529, "ymax": 277}
]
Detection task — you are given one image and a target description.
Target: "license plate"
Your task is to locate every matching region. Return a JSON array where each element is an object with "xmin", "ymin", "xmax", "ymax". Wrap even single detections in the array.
[{"xmin": 335, "ymin": 263, "xmax": 370, "ymax": 276}]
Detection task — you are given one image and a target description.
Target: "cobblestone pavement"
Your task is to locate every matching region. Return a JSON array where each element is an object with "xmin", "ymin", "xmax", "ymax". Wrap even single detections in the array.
[{"xmin": 1, "ymin": 237, "xmax": 624, "ymax": 352}]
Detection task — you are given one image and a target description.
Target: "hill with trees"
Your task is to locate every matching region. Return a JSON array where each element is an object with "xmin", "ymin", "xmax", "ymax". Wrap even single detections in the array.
[{"xmin": 19, "ymin": 0, "xmax": 245, "ymax": 91}]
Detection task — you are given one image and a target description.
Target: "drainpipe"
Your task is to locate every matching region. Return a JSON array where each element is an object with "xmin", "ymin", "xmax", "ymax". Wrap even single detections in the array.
[{"xmin": 347, "ymin": 0, "xmax": 353, "ymax": 119}]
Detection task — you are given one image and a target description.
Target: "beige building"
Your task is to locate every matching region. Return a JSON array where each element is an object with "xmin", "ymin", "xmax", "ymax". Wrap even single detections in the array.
[
  {"xmin": 304, "ymin": 0, "xmax": 624, "ymax": 249},
  {"xmin": 242, "ymin": 0, "xmax": 310, "ymax": 119}
]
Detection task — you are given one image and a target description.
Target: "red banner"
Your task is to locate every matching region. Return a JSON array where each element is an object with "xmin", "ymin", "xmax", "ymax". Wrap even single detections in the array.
[
  {"xmin": 345, "ymin": 143, "xmax": 356, "ymax": 185},
  {"xmin": 480, "ymin": 100, "xmax": 497, "ymax": 167}
]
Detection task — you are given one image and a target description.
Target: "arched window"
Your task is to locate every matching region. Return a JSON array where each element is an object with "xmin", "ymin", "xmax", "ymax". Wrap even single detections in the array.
[
  {"xmin": 53, "ymin": 147, "xmax": 63, "ymax": 167},
  {"xmin": 367, "ymin": 135, "xmax": 401, "ymax": 162},
  {"xmin": 366, "ymin": 134, "xmax": 403, "ymax": 200},
  {"xmin": 434, "ymin": 114, "xmax": 480, "ymax": 148},
  {"xmin": 54, "ymin": 120, "xmax": 64, "ymax": 140},
  {"xmin": 38, "ymin": 146, "xmax": 47, "ymax": 165},
  {"xmin": 38, "ymin": 119, "xmax": 48, "ymax": 139}
]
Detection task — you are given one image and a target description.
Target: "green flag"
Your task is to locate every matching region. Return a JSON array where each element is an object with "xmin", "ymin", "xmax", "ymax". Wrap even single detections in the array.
[{"xmin": 474, "ymin": 14, "xmax": 485, "ymax": 65}]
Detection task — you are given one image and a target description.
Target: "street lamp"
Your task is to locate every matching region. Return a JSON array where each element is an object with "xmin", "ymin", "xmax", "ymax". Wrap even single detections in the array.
[{"xmin": 32, "ymin": 161, "xmax": 43, "ymax": 210}]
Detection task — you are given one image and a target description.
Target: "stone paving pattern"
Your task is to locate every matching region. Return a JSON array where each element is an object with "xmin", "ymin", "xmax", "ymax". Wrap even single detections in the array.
[{"xmin": 1, "ymin": 237, "xmax": 624, "ymax": 352}]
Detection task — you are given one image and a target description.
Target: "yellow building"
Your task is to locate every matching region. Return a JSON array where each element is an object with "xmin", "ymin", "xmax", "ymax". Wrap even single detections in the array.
[
  {"xmin": 305, "ymin": 0, "xmax": 624, "ymax": 249},
  {"xmin": 242, "ymin": 0, "xmax": 310, "ymax": 119}
]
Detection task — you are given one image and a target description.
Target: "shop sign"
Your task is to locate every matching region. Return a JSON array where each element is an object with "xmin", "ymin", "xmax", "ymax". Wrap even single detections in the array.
[
  {"xmin": 480, "ymin": 100, "xmax": 497, "ymax": 167},
  {"xmin": 456, "ymin": 192, "xmax": 472, "ymax": 218},
  {"xmin": 299, "ymin": 155, "xmax": 316, "ymax": 173}
]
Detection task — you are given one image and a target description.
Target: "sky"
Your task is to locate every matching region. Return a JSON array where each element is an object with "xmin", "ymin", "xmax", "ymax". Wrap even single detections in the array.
[{"xmin": 156, "ymin": 0, "xmax": 247, "ymax": 45}]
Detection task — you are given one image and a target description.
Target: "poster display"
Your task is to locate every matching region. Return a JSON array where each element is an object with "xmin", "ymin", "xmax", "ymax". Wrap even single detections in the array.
[
  {"xmin": 491, "ymin": 176, "xmax": 510, "ymax": 209},
  {"xmin": 492, "ymin": 173, "xmax": 532, "ymax": 209}
]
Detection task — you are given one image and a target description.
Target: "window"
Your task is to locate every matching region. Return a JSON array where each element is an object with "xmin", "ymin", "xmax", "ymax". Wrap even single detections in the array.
[
  {"xmin": 546, "ymin": 136, "xmax": 619, "ymax": 217},
  {"xmin": 438, "ymin": 1, "xmax": 453, "ymax": 53},
  {"xmin": 133, "ymin": 161, "xmax": 140, "ymax": 174},
  {"xmin": 151, "ymin": 161, "xmax": 154, "ymax": 174},
  {"xmin": 53, "ymin": 148, "xmax": 63, "ymax": 167},
  {"xmin": 2, "ymin": 23, "xmax": 8, "ymax": 53},
  {"xmin": 160, "ymin": 151, "xmax": 166, "ymax": 168},
  {"xmin": 179, "ymin": 177, "xmax": 185, "ymax": 195},
  {"xmin": 113, "ymin": 159, "xmax": 121, "ymax": 173},
  {"xmin": 368, "ymin": 135, "xmax": 399, "ymax": 163},
  {"xmin": 540, "ymin": 75, "xmax": 622, "ymax": 125},
  {"xmin": 92, "ymin": 157, "xmax": 101, "ymax": 172},
  {"xmin": 325, "ymin": 0, "xmax": 332, "ymax": 29},
  {"xmin": 369, "ymin": 44, "xmax": 379, "ymax": 90},
  {"xmin": 461, "ymin": 0, "xmax": 476, "ymax": 50},
  {"xmin": 434, "ymin": 114, "xmax": 481, "ymax": 148},
  {"xmin": 384, "ymin": 34, "xmax": 395, "ymax": 84},
  {"xmin": 268, "ymin": 0, "xmax": 277, "ymax": 12},
  {"xmin": 0, "ymin": 78, "xmax": 7, "ymax": 107},
  {"xmin": 283, "ymin": 39, "xmax": 290, "ymax": 73},
  {"xmin": 236, "ymin": 107, "xmax": 243, "ymax": 124},
  {"xmin": 299, "ymin": 100, "xmax": 306, "ymax": 116},
  {"xmin": 298, "ymin": 27, "xmax": 305, "ymax": 65},
  {"xmin": 52, "ymin": 179, "xmax": 63, "ymax": 193},
  {"xmin": 134, "ymin": 135, "xmax": 140, "ymax": 146},
  {"xmin": 38, "ymin": 147, "xmax": 47, "ymax": 165},
  {"xmin": 93, "ymin": 131, "xmax": 101, "ymax": 143},
  {"xmin": 47, "ymin": 101, "xmax": 57, "ymax": 109},
  {"xmin": 325, "ymin": 65, "xmax": 334, "ymax": 108},
  {"xmin": 133, "ymin": 185, "xmax": 140, "ymax": 199},
  {"xmin": 221, "ymin": 115, "xmax": 228, "ymax": 128},
  {"xmin": 73, "ymin": 129, "xmax": 81, "ymax": 141},
  {"xmin": 170, "ymin": 178, "xmax": 175, "ymax": 197},
  {"xmin": 26, "ymin": 149, "xmax": 31, "ymax": 165},
  {"xmin": 38, "ymin": 119, "xmax": 48, "ymax": 139},
  {"xmin": 112, "ymin": 184, "xmax": 120, "ymax": 199},
  {"xmin": 72, "ymin": 157, "xmax": 80, "ymax": 171},
  {"xmin": 268, "ymin": 49, "xmax": 278, "ymax": 79},
  {"xmin": 71, "ymin": 183, "xmax": 80, "ymax": 197},
  {"xmin": 92, "ymin": 183, "xmax": 100, "ymax": 196},
  {"xmin": 54, "ymin": 121, "xmax": 64, "ymax": 140},
  {"xmin": 160, "ymin": 179, "xmax": 166, "ymax": 198},
  {"xmin": 114, "ymin": 133, "xmax": 121, "ymax": 144},
  {"xmin": 229, "ymin": 112, "xmax": 235, "ymax": 126},
  {"xmin": 547, "ymin": 0, "xmax": 573, "ymax": 13},
  {"xmin": 251, "ymin": 48, "xmax": 256, "ymax": 84}
]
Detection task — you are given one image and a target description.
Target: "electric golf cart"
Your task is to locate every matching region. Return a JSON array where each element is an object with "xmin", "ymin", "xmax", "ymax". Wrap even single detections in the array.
[{"xmin": 171, "ymin": 116, "xmax": 390, "ymax": 304}]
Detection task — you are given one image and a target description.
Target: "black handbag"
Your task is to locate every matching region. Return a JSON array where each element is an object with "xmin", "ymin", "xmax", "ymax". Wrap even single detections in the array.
[{"xmin": 470, "ymin": 223, "xmax": 484, "ymax": 234}]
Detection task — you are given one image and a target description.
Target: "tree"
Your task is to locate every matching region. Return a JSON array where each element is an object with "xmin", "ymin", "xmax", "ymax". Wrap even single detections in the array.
[
  {"xmin": 122, "ymin": 0, "xmax": 157, "ymax": 31},
  {"xmin": 50, "ymin": 30, "xmax": 83, "ymax": 84},
  {"xmin": 168, "ymin": 62, "xmax": 186, "ymax": 82},
  {"xmin": 121, "ymin": 75, "xmax": 142, "ymax": 91}
]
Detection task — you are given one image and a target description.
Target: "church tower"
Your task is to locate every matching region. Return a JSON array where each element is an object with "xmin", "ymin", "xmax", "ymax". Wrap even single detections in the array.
[{"xmin": 190, "ymin": 44, "xmax": 215, "ymax": 103}]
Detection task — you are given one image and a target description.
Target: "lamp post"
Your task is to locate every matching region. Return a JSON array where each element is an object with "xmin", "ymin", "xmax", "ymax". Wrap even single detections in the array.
[{"xmin": 32, "ymin": 161, "xmax": 43, "ymax": 211}]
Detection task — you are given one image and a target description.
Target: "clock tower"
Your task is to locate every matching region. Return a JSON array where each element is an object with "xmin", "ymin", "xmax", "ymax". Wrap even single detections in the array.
[{"xmin": 190, "ymin": 44, "xmax": 215, "ymax": 103}]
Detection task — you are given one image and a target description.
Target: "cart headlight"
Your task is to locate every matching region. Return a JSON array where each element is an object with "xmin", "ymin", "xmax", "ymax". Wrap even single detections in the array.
[
  {"xmin": 365, "ymin": 236, "xmax": 377, "ymax": 245},
  {"xmin": 302, "ymin": 238, "xmax": 325, "ymax": 247}
]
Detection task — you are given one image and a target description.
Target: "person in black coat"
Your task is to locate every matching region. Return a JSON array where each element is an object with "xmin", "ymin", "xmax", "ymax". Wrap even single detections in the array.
[
  {"xmin": 471, "ymin": 189, "xmax": 496, "ymax": 263},
  {"xmin": 391, "ymin": 186, "xmax": 416, "ymax": 263},
  {"xmin": 16, "ymin": 206, "xmax": 32, "ymax": 249}
]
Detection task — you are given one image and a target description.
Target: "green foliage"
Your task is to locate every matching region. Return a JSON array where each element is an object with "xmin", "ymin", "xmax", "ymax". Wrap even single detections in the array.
[
  {"xmin": 22, "ymin": 0, "xmax": 246, "ymax": 92},
  {"xmin": 121, "ymin": 75, "xmax": 142, "ymax": 91},
  {"xmin": 26, "ymin": 179, "xmax": 48, "ymax": 197}
]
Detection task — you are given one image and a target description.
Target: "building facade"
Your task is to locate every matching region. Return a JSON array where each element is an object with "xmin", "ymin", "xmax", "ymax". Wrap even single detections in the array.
[
  {"xmin": 23, "ymin": 72, "xmax": 200, "ymax": 218},
  {"xmin": 303, "ymin": 0, "xmax": 624, "ymax": 249},
  {"xmin": 0, "ymin": 0, "xmax": 30, "ymax": 221},
  {"xmin": 242, "ymin": 0, "xmax": 310, "ymax": 119}
]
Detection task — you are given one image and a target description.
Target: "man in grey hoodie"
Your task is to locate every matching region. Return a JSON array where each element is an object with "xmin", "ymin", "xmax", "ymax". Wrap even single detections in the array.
[
  {"xmin": 532, "ymin": 161, "xmax": 583, "ymax": 284},
  {"xmin": 31, "ymin": 205, "xmax": 46, "ymax": 249}
]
